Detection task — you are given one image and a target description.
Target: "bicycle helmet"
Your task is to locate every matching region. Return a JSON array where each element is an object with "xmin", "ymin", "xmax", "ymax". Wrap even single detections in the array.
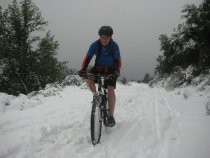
[{"xmin": 98, "ymin": 25, "xmax": 113, "ymax": 36}]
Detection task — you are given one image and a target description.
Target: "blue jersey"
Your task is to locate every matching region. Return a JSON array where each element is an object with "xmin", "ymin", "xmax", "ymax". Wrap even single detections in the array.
[
  {"xmin": 81, "ymin": 40, "xmax": 122, "ymax": 71},
  {"xmin": 87, "ymin": 40, "xmax": 121, "ymax": 67}
]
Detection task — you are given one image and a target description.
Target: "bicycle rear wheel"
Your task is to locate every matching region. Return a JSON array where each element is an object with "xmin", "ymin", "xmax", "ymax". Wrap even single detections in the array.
[{"xmin": 91, "ymin": 97, "xmax": 102, "ymax": 145}]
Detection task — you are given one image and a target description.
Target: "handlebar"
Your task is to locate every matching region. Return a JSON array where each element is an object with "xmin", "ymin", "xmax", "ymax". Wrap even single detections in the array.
[
  {"xmin": 78, "ymin": 71, "xmax": 116, "ymax": 80},
  {"xmin": 86, "ymin": 73, "xmax": 116, "ymax": 80}
]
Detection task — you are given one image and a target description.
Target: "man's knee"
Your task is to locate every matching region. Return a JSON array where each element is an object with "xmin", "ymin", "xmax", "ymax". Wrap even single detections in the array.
[
  {"xmin": 86, "ymin": 78, "xmax": 93, "ymax": 83},
  {"xmin": 108, "ymin": 86, "xmax": 115, "ymax": 93},
  {"xmin": 86, "ymin": 79, "xmax": 94, "ymax": 87}
]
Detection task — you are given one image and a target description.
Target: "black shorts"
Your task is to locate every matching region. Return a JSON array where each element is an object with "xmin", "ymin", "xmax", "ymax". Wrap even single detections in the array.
[{"xmin": 89, "ymin": 66, "xmax": 117, "ymax": 89}]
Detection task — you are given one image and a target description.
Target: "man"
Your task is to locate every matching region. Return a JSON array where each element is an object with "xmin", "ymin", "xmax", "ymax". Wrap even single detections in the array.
[{"xmin": 78, "ymin": 25, "xmax": 122, "ymax": 127}]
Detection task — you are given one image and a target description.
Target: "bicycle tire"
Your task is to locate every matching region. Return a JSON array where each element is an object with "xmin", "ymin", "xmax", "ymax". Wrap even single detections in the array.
[
  {"xmin": 102, "ymin": 95, "xmax": 108, "ymax": 126},
  {"xmin": 90, "ymin": 97, "xmax": 102, "ymax": 145}
]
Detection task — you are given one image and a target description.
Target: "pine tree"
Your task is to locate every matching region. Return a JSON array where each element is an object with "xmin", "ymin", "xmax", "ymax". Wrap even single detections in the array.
[
  {"xmin": 0, "ymin": 0, "xmax": 66, "ymax": 95},
  {"xmin": 142, "ymin": 73, "xmax": 151, "ymax": 83},
  {"xmin": 121, "ymin": 77, "xmax": 127, "ymax": 85},
  {"xmin": 182, "ymin": 0, "xmax": 210, "ymax": 69}
]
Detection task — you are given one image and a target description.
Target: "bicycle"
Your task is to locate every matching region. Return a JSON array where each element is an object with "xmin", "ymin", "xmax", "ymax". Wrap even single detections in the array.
[{"xmin": 81, "ymin": 73, "xmax": 116, "ymax": 145}]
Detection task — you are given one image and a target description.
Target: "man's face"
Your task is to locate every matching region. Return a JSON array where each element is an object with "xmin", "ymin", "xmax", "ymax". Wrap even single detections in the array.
[{"xmin": 100, "ymin": 35, "xmax": 111, "ymax": 46}]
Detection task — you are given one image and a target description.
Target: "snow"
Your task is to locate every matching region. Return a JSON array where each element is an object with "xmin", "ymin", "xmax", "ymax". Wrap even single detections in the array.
[{"xmin": 0, "ymin": 82, "xmax": 210, "ymax": 158}]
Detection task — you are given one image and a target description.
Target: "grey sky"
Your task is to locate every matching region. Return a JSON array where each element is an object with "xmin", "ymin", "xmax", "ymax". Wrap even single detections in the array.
[{"xmin": 0, "ymin": 0, "xmax": 200, "ymax": 80}]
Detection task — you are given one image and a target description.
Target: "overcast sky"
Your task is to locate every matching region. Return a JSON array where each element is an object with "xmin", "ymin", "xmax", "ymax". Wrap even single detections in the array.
[{"xmin": 1, "ymin": 0, "xmax": 200, "ymax": 80}]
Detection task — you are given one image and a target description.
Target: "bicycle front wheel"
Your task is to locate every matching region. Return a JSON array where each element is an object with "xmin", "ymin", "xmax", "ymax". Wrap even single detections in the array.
[{"xmin": 90, "ymin": 98, "xmax": 102, "ymax": 145}]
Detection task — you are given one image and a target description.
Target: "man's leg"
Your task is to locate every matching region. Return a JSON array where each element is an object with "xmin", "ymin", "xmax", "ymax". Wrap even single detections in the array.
[
  {"xmin": 107, "ymin": 86, "xmax": 116, "ymax": 117},
  {"xmin": 86, "ymin": 79, "xmax": 96, "ymax": 94}
]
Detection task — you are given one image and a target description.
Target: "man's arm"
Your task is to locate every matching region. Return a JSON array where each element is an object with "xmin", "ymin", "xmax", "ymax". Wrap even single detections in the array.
[
  {"xmin": 81, "ymin": 55, "xmax": 92, "ymax": 71},
  {"xmin": 112, "ymin": 42, "xmax": 122, "ymax": 72},
  {"xmin": 80, "ymin": 42, "xmax": 97, "ymax": 71}
]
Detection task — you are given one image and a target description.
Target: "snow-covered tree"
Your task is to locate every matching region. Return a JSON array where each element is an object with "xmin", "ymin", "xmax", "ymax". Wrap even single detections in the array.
[
  {"xmin": 155, "ymin": 0, "xmax": 210, "ymax": 77},
  {"xmin": 0, "ymin": 0, "xmax": 66, "ymax": 95}
]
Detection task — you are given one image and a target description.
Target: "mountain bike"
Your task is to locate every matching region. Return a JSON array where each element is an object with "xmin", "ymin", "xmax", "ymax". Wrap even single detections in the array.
[{"xmin": 84, "ymin": 73, "xmax": 115, "ymax": 145}]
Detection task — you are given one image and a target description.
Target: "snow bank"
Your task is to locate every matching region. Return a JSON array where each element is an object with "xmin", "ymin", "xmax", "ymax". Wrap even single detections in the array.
[
  {"xmin": 0, "ymin": 75, "xmax": 87, "ymax": 114},
  {"xmin": 0, "ymin": 93, "xmax": 41, "ymax": 114}
]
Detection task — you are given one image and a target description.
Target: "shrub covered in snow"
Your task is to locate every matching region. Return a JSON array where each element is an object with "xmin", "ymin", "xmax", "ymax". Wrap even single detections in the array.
[
  {"xmin": 28, "ymin": 75, "xmax": 85, "ymax": 97},
  {"xmin": 62, "ymin": 75, "xmax": 83, "ymax": 87},
  {"xmin": 150, "ymin": 66, "xmax": 210, "ymax": 90},
  {"xmin": 205, "ymin": 100, "xmax": 210, "ymax": 115},
  {"xmin": 29, "ymin": 83, "xmax": 63, "ymax": 97}
]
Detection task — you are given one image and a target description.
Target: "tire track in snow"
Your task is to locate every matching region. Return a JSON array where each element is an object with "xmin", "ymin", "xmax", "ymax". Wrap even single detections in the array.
[
  {"xmin": 154, "ymin": 92, "xmax": 161, "ymax": 139},
  {"xmin": 89, "ymin": 84, "xmax": 175, "ymax": 158},
  {"xmin": 151, "ymin": 88, "xmax": 180, "ymax": 158}
]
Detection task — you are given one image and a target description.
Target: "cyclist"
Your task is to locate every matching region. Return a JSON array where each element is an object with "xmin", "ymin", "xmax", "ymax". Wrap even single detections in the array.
[{"xmin": 78, "ymin": 25, "xmax": 122, "ymax": 127}]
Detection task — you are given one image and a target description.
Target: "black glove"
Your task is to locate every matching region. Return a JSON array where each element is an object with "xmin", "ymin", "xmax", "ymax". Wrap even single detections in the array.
[
  {"xmin": 78, "ymin": 69, "xmax": 86, "ymax": 78},
  {"xmin": 113, "ymin": 70, "xmax": 120, "ymax": 78}
]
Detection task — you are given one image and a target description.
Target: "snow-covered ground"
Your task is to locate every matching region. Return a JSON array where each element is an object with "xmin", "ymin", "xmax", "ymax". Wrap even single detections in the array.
[{"xmin": 0, "ymin": 82, "xmax": 210, "ymax": 158}]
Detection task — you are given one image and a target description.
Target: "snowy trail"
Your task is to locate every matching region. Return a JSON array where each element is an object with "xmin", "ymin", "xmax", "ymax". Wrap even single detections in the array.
[
  {"xmin": 0, "ymin": 83, "xmax": 176, "ymax": 158},
  {"xmin": 0, "ymin": 83, "xmax": 209, "ymax": 158}
]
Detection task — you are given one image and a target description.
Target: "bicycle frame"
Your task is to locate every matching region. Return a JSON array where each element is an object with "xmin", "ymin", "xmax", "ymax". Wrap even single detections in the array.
[
  {"xmin": 87, "ymin": 73, "xmax": 114, "ymax": 100},
  {"xmin": 96, "ymin": 76, "xmax": 107, "ymax": 95}
]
